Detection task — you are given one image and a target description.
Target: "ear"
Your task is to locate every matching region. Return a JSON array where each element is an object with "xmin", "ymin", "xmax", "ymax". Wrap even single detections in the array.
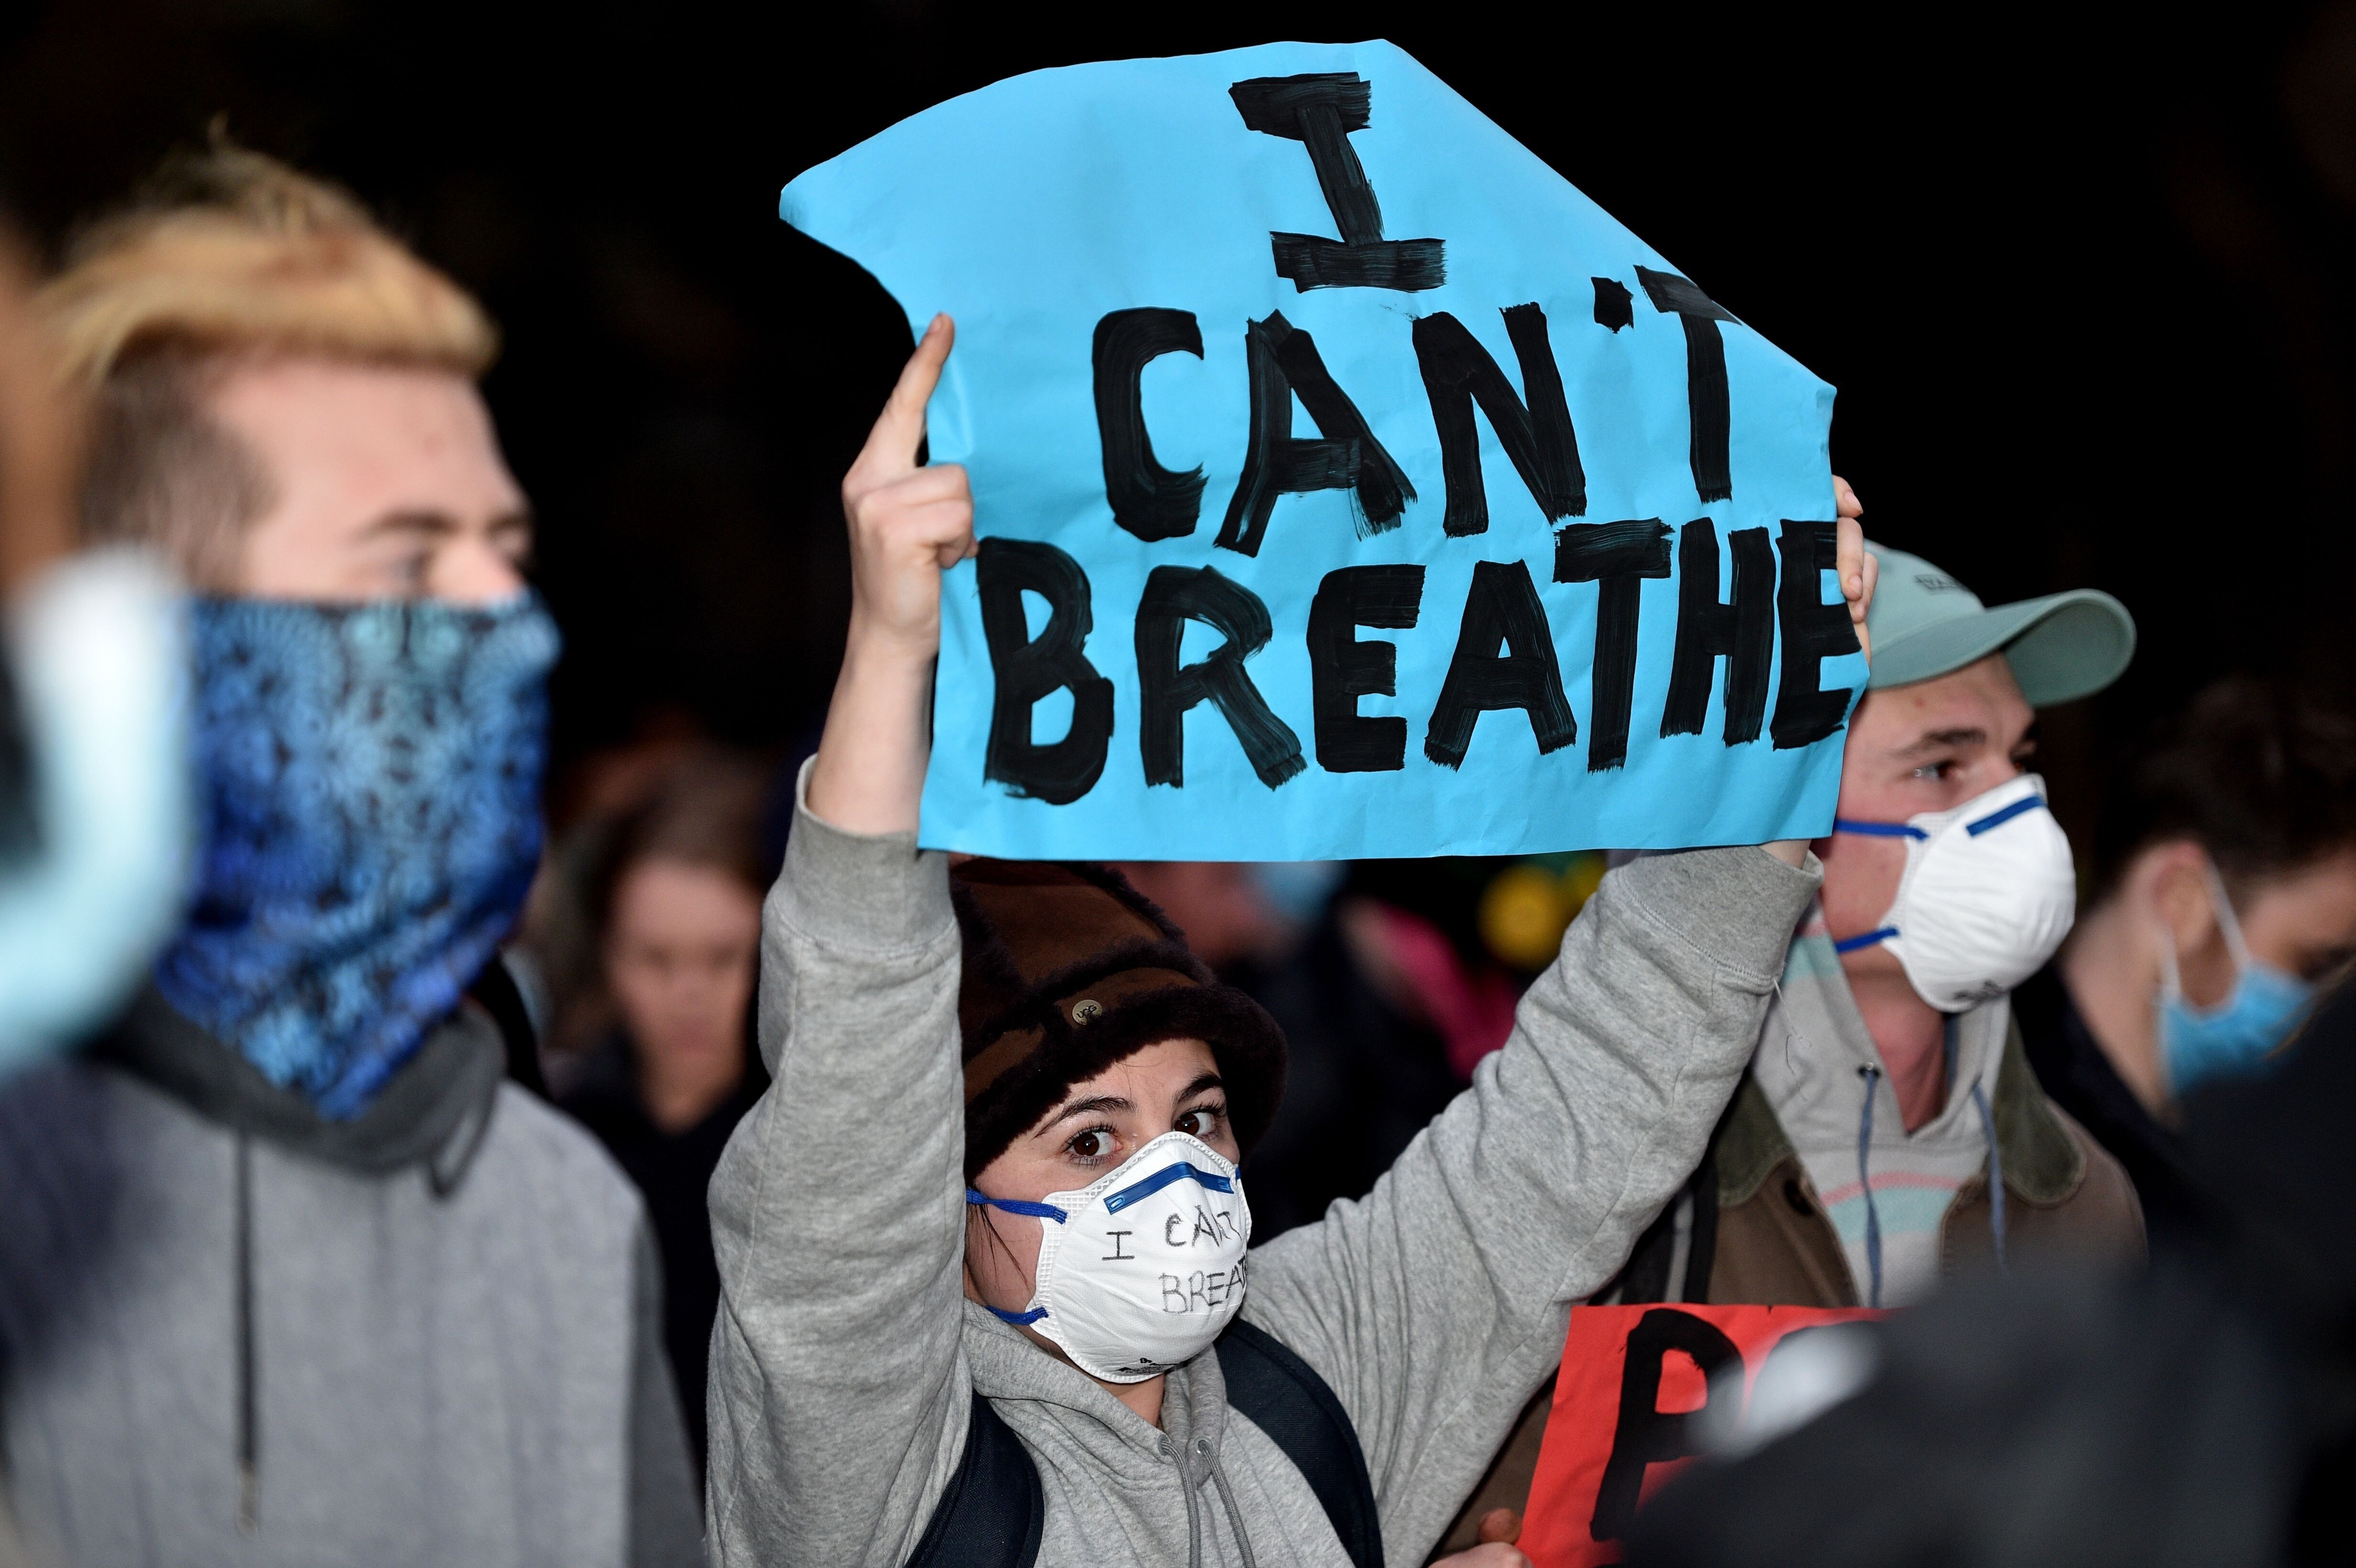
[{"xmin": 2141, "ymin": 840, "xmax": 2220, "ymax": 960}]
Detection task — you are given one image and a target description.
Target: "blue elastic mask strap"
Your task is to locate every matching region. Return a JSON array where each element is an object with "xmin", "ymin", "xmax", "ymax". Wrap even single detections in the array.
[
  {"xmin": 1829, "ymin": 812, "xmax": 1944, "ymax": 955},
  {"xmin": 966, "ymin": 1190, "xmax": 1059, "ymax": 1326},
  {"xmin": 1832, "ymin": 818, "xmax": 1928, "ymax": 840},
  {"xmin": 985, "ymin": 1305, "xmax": 1049, "ymax": 1326},
  {"xmin": 964, "ymin": 1189, "xmax": 1068, "ymax": 1224},
  {"xmin": 1102, "ymin": 1161, "xmax": 1234, "ymax": 1215},
  {"xmin": 1965, "ymin": 795, "xmax": 2045, "ymax": 836}
]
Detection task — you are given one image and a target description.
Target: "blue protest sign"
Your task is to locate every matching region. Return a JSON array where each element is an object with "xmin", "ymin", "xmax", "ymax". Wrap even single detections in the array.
[{"xmin": 782, "ymin": 39, "xmax": 1862, "ymax": 859}]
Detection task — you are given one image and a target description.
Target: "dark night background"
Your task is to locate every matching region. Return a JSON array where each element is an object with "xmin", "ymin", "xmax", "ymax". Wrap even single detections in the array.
[{"xmin": 0, "ymin": 0, "xmax": 2349, "ymax": 849}]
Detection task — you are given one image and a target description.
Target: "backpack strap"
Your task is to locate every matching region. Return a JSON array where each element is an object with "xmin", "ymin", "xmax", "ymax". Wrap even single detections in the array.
[
  {"xmin": 905, "ymin": 1392, "xmax": 1045, "ymax": 1568},
  {"xmin": 1216, "ymin": 1318, "xmax": 1385, "ymax": 1568},
  {"xmin": 905, "ymin": 1323, "xmax": 1382, "ymax": 1568}
]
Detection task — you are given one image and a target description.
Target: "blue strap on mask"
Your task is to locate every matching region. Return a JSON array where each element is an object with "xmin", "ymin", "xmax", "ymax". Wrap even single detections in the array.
[
  {"xmin": 1831, "ymin": 818, "xmax": 1927, "ymax": 840},
  {"xmin": 1828, "ymin": 795, "xmax": 2055, "ymax": 958},
  {"xmin": 984, "ymin": 1305, "xmax": 1049, "ymax": 1326},
  {"xmin": 1103, "ymin": 1161, "xmax": 1235, "ymax": 1214},
  {"xmin": 1834, "ymin": 926, "xmax": 1899, "ymax": 955},
  {"xmin": 1828, "ymin": 819, "xmax": 1922, "ymax": 957},
  {"xmin": 964, "ymin": 1189, "xmax": 1063, "ymax": 1326},
  {"xmin": 1963, "ymin": 795, "xmax": 2046, "ymax": 836},
  {"xmin": 964, "ymin": 1160, "xmax": 1238, "ymax": 1328},
  {"xmin": 965, "ymin": 1189, "xmax": 1068, "ymax": 1223},
  {"xmin": 1832, "ymin": 794, "xmax": 2047, "ymax": 844}
]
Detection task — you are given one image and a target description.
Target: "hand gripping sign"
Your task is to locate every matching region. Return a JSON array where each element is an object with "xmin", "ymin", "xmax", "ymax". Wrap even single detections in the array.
[
  {"xmin": 783, "ymin": 40, "xmax": 1864, "ymax": 859},
  {"xmin": 1520, "ymin": 1304, "xmax": 1885, "ymax": 1567}
]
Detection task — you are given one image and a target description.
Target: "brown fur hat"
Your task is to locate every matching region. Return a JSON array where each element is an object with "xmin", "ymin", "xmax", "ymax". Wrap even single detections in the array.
[{"xmin": 953, "ymin": 860, "xmax": 1286, "ymax": 1180}]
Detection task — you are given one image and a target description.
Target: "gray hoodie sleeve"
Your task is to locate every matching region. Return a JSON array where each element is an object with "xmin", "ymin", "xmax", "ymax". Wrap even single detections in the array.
[
  {"xmin": 1239, "ymin": 846, "xmax": 1820, "ymax": 1563},
  {"xmin": 703, "ymin": 773, "xmax": 970, "ymax": 1568}
]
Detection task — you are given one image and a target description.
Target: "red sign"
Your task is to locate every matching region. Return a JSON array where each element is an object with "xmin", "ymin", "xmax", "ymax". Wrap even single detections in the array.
[{"xmin": 1519, "ymin": 1304, "xmax": 1883, "ymax": 1568}]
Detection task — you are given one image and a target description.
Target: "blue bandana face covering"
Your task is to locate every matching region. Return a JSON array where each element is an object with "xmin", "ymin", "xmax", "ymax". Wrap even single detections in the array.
[{"xmin": 154, "ymin": 594, "xmax": 559, "ymax": 1119}]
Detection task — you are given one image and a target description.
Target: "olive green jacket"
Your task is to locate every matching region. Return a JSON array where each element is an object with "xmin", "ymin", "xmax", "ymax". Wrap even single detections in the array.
[{"xmin": 1436, "ymin": 1020, "xmax": 2143, "ymax": 1557}]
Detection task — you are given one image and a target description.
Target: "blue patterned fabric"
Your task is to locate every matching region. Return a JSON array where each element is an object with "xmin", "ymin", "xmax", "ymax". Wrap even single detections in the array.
[{"xmin": 155, "ymin": 594, "xmax": 559, "ymax": 1119}]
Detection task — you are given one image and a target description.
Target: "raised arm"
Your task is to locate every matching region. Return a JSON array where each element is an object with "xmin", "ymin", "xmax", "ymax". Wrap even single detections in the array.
[
  {"xmin": 704, "ymin": 318, "xmax": 979, "ymax": 1567},
  {"xmin": 807, "ymin": 315, "xmax": 979, "ymax": 835},
  {"xmin": 1244, "ymin": 491, "xmax": 1870, "ymax": 1563},
  {"xmin": 1243, "ymin": 846, "xmax": 1820, "ymax": 1557}
]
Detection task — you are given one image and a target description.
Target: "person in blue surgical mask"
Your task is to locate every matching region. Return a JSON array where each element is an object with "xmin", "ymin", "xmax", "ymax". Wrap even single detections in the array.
[
  {"xmin": 0, "ymin": 147, "xmax": 699, "ymax": 1565},
  {"xmin": 1443, "ymin": 535, "xmax": 2149, "ymax": 1554},
  {"xmin": 2018, "ymin": 676, "xmax": 2356, "ymax": 1241}
]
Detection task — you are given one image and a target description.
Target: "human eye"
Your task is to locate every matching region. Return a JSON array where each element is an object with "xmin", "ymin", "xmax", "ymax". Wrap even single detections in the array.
[
  {"xmin": 1175, "ymin": 1102, "xmax": 1227, "ymax": 1141},
  {"xmin": 389, "ymin": 545, "xmax": 434, "ymax": 597},
  {"xmin": 1063, "ymin": 1126, "xmax": 1120, "ymax": 1165},
  {"xmin": 492, "ymin": 520, "xmax": 535, "ymax": 574},
  {"xmin": 1910, "ymin": 757, "xmax": 1955, "ymax": 783}
]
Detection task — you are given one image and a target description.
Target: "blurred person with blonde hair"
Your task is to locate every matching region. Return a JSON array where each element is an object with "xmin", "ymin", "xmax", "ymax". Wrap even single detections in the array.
[{"xmin": 0, "ymin": 146, "xmax": 699, "ymax": 1566}]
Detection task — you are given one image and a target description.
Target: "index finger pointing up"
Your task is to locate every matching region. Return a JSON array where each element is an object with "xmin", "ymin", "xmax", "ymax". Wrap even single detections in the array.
[{"xmin": 858, "ymin": 314, "xmax": 955, "ymax": 480}]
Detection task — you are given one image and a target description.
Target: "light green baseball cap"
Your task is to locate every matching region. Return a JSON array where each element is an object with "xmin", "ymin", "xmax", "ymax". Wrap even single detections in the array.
[{"xmin": 1864, "ymin": 541, "xmax": 2136, "ymax": 706}]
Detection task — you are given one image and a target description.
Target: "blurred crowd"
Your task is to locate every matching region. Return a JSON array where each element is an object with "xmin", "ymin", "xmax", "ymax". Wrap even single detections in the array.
[{"xmin": 0, "ymin": 139, "xmax": 2353, "ymax": 1568}]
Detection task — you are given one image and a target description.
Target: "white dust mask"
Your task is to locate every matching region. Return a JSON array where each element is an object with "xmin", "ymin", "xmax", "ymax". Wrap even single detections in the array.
[
  {"xmin": 1833, "ymin": 773, "xmax": 2077, "ymax": 1013},
  {"xmin": 966, "ymin": 1130, "xmax": 1251, "ymax": 1383}
]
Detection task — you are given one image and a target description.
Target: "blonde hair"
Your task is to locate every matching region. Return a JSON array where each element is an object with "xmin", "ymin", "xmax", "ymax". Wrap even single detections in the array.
[
  {"xmin": 41, "ymin": 142, "xmax": 495, "ymax": 387},
  {"xmin": 0, "ymin": 231, "xmax": 83, "ymax": 595},
  {"xmin": 35, "ymin": 142, "xmax": 499, "ymax": 580}
]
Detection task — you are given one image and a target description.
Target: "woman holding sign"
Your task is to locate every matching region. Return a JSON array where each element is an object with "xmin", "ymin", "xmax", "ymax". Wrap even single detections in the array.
[{"xmin": 703, "ymin": 318, "xmax": 1872, "ymax": 1568}]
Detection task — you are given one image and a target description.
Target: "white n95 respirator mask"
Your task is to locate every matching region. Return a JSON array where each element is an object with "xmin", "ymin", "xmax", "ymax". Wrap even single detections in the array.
[
  {"xmin": 966, "ymin": 1130, "xmax": 1251, "ymax": 1383},
  {"xmin": 1833, "ymin": 773, "xmax": 2077, "ymax": 1013}
]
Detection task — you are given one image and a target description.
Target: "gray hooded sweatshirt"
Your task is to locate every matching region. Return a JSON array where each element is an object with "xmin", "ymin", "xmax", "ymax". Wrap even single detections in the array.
[
  {"xmin": 705, "ymin": 792, "xmax": 1822, "ymax": 1568},
  {"xmin": 0, "ymin": 990, "xmax": 703, "ymax": 1568}
]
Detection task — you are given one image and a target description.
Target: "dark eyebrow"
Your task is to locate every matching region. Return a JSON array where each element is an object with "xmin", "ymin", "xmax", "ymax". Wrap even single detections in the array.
[
  {"xmin": 1176, "ymin": 1072, "xmax": 1225, "ymax": 1103},
  {"xmin": 1895, "ymin": 727, "xmax": 1987, "ymax": 759},
  {"xmin": 358, "ymin": 508, "xmax": 460, "ymax": 541},
  {"xmin": 1042, "ymin": 1073, "xmax": 1226, "ymax": 1135},
  {"xmin": 360, "ymin": 508, "xmax": 535, "ymax": 542},
  {"xmin": 1044, "ymin": 1093, "xmax": 1131, "ymax": 1130}
]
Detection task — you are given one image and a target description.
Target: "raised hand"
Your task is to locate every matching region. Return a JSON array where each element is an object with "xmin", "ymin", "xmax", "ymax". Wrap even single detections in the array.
[
  {"xmin": 807, "ymin": 315, "xmax": 975, "ymax": 835},
  {"xmin": 1832, "ymin": 473, "xmax": 1874, "ymax": 662},
  {"xmin": 1762, "ymin": 475, "xmax": 1875, "ymax": 867},
  {"xmin": 839, "ymin": 314, "xmax": 977, "ymax": 659}
]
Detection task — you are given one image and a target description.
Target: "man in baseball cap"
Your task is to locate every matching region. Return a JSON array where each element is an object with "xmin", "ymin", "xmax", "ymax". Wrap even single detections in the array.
[
  {"xmin": 1862, "ymin": 543, "xmax": 2133, "ymax": 705},
  {"xmin": 1443, "ymin": 537, "xmax": 2144, "ymax": 1552},
  {"xmin": 1663, "ymin": 536, "xmax": 2143, "ymax": 1307}
]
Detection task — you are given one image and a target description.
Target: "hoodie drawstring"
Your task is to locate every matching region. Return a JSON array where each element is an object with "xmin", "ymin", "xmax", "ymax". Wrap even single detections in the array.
[
  {"xmin": 1856, "ymin": 1022, "xmax": 2008, "ymax": 1309},
  {"xmin": 235, "ymin": 1130, "xmax": 257, "ymax": 1534},
  {"xmin": 1164, "ymin": 1434, "xmax": 1204, "ymax": 1568},
  {"xmin": 1854, "ymin": 1064, "xmax": 1884, "ymax": 1309},
  {"xmin": 1167, "ymin": 1431, "xmax": 1260, "ymax": 1568},
  {"xmin": 1207, "ymin": 1449, "xmax": 1261, "ymax": 1568},
  {"xmin": 1970, "ymin": 1081, "xmax": 2008, "ymax": 1272}
]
